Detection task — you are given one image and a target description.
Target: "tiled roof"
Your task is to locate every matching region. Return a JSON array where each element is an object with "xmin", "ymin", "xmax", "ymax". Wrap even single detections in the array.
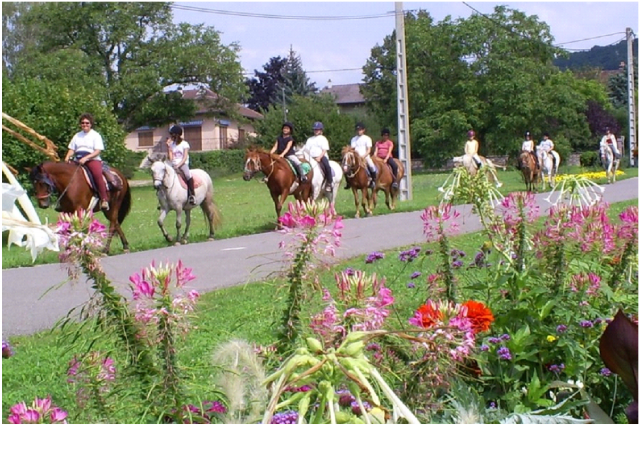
[
  {"xmin": 320, "ymin": 83, "xmax": 365, "ymax": 105},
  {"xmin": 181, "ymin": 88, "xmax": 263, "ymax": 119}
]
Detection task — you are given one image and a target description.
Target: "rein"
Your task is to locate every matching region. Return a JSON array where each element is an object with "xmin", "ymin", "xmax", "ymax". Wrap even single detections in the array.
[{"xmin": 343, "ymin": 152, "xmax": 362, "ymax": 179}]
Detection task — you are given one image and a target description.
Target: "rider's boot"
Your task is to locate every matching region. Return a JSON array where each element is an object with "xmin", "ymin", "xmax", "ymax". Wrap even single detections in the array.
[
  {"xmin": 187, "ymin": 178, "xmax": 196, "ymax": 205},
  {"xmin": 369, "ymin": 170, "xmax": 377, "ymax": 189},
  {"xmin": 473, "ymin": 156, "xmax": 483, "ymax": 169},
  {"xmin": 294, "ymin": 162, "xmax": 307, "ymax": 183},
  {"xmin": 344, "ymin": 178, "xmax": 351, "ymax": 190},
  {"xmin": 392, "ymin": 169, "xmax": 399, "ymax": 189}
]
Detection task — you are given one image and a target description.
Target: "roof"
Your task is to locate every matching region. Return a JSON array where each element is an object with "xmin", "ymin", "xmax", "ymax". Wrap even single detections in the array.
[
  {"xmin": 181, "ymin": 87, "xmax": 264, "ymax": 120},
  {"xmin": 320, "ymin": 83, "xmax": 365, "ymax": 105}
]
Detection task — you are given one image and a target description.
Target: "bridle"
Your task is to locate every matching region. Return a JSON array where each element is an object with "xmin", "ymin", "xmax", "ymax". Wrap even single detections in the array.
[
  {"xmin": 244, "ymin": 153, "xmax": 275, "ymax": 180},
  {"xmin": 342, "ymin": 151, "xmax": 362, "ymax": 179},
  {"xmin": 32, "ymin": 164, "xmax": 80, "ymax": 208},
  {"xmin": 152, "ymin": 161, "xmax": 175, "ymax": 190}
]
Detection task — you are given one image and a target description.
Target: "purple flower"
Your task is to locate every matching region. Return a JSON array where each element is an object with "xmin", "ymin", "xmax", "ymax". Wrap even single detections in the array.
[
  {"xmin": 497, "ymin": 346, "xmax": 512, "ymax": 360},
  {"xmin": 410, "ymin": 271, "xmax": 422, "ymax": 279},
  {"xmin": 406, "ymin": 282, "xmax": 415, "ymax": 289},
  {"xmin": 399, "ymin": 247, "xmax": 421, "ymax": 262},
  {"xmin": 343, "ymin": 267, "xmax": 356, "ymax": 276},
  {"xmin": 365, "ymin": 252, "xmax": 384, "ymax": 264},
  {"xmin": 203, "ymin": 400, "xmax": 227, "ymax": 414},
  {"xmin": 500, "ymin": 334, "xmax": 511, "ymax": 342},
  {"xmin": 451, "ymin": 260, "xmax": 463, "ymax": 269},
  {"xmin": 271, "ymin": 410, "xmax": 299, "ymax": 424},
  {"xmin": 2, "ymin": 340, "xmax": 13, "ymax": 358},
  {"xmin": 579, "ymin": 320, "xmax": 593, "ymax": 328},
  {"xmin": 480, "ymin": 344, "xmax": 489, "ymax": 352},
  {"xmin": 548, "ymin": 363, "xmax": 565, "ymax": 375},
  {"xmin": 600, "ymin": 368, "xmax": 613, "ymax": 377},
  {"xmin": 556, "ymin": 324, "xmax": 567, "ymax": 334},
  {"xmin": 488, "ymin": 337, "xmax": 501, "ymax": 344},
  {"xmin": 351, "ymin": 400, "xmax": 372, "ymax": 415}
]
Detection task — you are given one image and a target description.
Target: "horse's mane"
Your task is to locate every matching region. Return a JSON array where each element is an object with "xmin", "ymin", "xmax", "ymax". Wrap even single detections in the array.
[
  {"xmin": 247, "ymin": 145, "xmax": 268, "ymax": 154},
  {"xmin": 341, "ymin": 145, "xmax": 366, "ymax": 167}
]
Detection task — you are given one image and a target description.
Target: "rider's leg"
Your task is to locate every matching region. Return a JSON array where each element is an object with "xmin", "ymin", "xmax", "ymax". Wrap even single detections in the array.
[
  {"xmin": 321, "ymin": 156, "xmax": 333, "ymax": 191},
  {"xmin": 389, "ymin": 158, "xmax": 399, "ymax": 188},
  {"xmin": 85, "ymin": 160, "xmax": 110, "ymax": 210},
  {"xmin": 287, "ymin": 155, "xmax": 307, "ymax": 182},
  {"xmin": 366, "ymin": 156, "xmax": 377, "ymax": 188},
  {"xmin": 532, "ymin": 151, "xmax": 540, "ymax": 170},
  {"xmin": 179, "ymin": 165, "xmax": 196, "ymax": 204},
  {"xmin": 472, "ymin": 154, "xmax": 482, "ymax": 168}
]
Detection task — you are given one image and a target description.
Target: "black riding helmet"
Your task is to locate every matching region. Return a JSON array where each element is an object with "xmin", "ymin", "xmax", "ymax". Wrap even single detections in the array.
[
  {"xmin": 169, "ymin": 125, "xmax": 183, "ymax": 136},
  {"xmin": 381, "ymin": 128, "xmax": 390, "ymax": 135},
  {"xmin": 282, "ymin": 122, "xmax": 294, "ymax": 133}
]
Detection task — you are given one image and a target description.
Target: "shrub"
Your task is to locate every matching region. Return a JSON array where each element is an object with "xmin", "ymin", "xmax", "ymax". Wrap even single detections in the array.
[
  {"xmin": 580, "ymin": 151, "xmax": 600, "ymax": 168},
  {"xmin": 189, "ymin": 149, "xmax": 247, "ymax": 176}
]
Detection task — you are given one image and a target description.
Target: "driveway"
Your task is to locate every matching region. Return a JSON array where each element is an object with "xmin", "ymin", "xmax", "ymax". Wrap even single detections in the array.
[{"xmin": 2, "ymin": 177, "xmax": 638, "ymax": 338}]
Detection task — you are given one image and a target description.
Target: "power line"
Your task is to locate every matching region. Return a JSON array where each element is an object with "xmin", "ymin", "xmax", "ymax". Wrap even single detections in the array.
[
  {"xmin": 556, "ymin": 32, "xmax": 625, "ymax": 46},
  {"xmin": 171, "ymin": 4, "xmax": 396, "ymax": 21}
]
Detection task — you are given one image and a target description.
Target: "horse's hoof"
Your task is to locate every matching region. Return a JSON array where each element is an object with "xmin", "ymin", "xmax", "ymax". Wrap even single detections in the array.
[
  {"xmin": 174, "ymin": 242, "xmax": 181, "ymax": 246},
  {"xmin": 123, "ymin": 249, "xmax": 130, "ymax": 254},
  {"xmin": 207, "ymin": 237, "xmax": 215, "ymax": 241}
]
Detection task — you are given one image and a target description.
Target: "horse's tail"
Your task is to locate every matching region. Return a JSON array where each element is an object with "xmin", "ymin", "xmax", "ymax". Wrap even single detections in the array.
[
  {"xmin": 210, "ymin": 200, "xmax": 223, "ymax": 230},
  {"xmin": 118, "ymin": 183, "xmax": 132, "ymax": 225}
]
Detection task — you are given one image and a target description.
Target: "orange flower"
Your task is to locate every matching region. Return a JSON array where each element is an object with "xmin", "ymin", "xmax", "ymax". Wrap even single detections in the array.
[
  {"xmin": 462, "ymin": 300, "xmax": 494, "ymax": 334},
  {"xmin": 411, "ymin": 302, "xmax": 444, "ymax": 329}
]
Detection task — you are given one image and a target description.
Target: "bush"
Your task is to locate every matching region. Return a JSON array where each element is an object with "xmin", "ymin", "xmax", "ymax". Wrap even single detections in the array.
[
  {"xmin": 580, "ymin": 151, "xmax": 600, "ymax": 168},
  {"xmin": 189, "ymin": 149, "xmax": 247, "ymax": 176}
]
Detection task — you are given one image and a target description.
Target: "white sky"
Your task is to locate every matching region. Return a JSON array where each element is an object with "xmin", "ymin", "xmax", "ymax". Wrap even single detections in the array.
[{"xmin": 173, "ymin": 1, "xmax": 639, "ymax": 88}]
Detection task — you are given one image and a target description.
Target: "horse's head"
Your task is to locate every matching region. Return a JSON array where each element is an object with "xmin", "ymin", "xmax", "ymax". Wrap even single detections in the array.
[
  {"xmin": 243, "ymin": 150, "xmax": 262, "ymax": 181},
  {"xmin": 29, "ymin": 164, "xmax": 57, "ymax": 208},
  {"xmin": 341, "ymin": 146, "xmax": 358, "ymax": 173},
  {"xmin": 150, "ymin": 160, "xmax": 168, "ymax": 190}
]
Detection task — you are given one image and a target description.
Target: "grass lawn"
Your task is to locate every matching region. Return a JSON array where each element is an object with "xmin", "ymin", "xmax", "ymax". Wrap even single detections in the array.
[
  {"xmin": 2, "ymin": 166, "xmax": 637, "ymax": 269},
  {"xmin": 2, "ymin": 199, "xmax": 637, "ymax": 423}
]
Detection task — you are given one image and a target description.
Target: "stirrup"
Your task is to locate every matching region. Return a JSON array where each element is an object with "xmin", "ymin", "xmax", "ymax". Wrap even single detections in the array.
[
  {"xmin": 100, "ymin": 200, "xmax": 110, "ymax": 211},
  {"xmin": 188, "ymin": 195, "xmax": 196, "ymax": 204},
  {"xmin": 392, "ymin": 182, "xmax": 399, "ymax": 189},
  {"xmin": 325, "ymin": 184, "xmax": 333, "ymax": 192},
  {"xmin": 300, "ymin": 175, "xmax": 308, "ymax": 183}
]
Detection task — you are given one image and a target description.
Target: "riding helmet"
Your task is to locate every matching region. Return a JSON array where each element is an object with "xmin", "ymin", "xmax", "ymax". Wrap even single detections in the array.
[
  {"xmin": 313, "ymin": 121, "xmax": 324, "ymax": 130},
  {"xmin": 468, "ymin": 130, "xmax": 475, "ymax": 138},
  {"xmin": 525, "ymin": 131, "xmax": 531, "ymax": 138},
  {"xmin": 355, "ymin": 122, "xmax": 366, "ymax": 130},
  {"xmin": 381, "ymin": 128, "xmax": 390, "ymax": 136},
  {"xmin": 169, "ymin": 125, "xmax": 183, "ymax": 136},
  {"xmin": 282, "ymin": 122, "xmax": 294, "ymax": 132}
]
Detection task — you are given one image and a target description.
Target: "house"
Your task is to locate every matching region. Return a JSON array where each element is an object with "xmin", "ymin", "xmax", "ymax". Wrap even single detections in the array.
[
  {"xmin": 124, "ymin": 87, "xmax": 263, "ymax": 153},
  {"xmin": 319, "ymin": 81, "xmax": 366, "ymax": 114}
]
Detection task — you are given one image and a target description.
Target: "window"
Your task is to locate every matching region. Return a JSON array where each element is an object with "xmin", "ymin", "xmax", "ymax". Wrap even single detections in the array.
[
  {"xmin": 184, "ymin": 126, "xmax": 202, "ymax": 151},
  {"xmin": 138, "ymin": 131, "xmax": 153, "ymax": 147},
  {"xmin": 219, "ymin": 126, "xmax": 228, "ymax": 149}
]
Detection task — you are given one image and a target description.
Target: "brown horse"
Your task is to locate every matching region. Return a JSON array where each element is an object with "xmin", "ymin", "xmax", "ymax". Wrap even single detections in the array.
[
  {"xmin": 370, "ymin": 155, "xmax": 405, "ymax": 212},
  {"xmin": 243, "ymin": 147, "xmax": 313, "ymax": 221},
  {"xmin": 29, "ymin": 161, "xmax": 131, "ymax": 253},
  {"xmin": 517, "ymin": 151, "xmax": 540, "ymax": 192},
  {"xmin": 341, "ymin": 146, "xmax": 372, "ymax": 218}
]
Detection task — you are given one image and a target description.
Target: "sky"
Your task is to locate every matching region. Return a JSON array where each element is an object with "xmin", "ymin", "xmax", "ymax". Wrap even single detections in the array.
[{"xmin": 171, "ymin": 1, "xmax": 640, "ymax": 88}]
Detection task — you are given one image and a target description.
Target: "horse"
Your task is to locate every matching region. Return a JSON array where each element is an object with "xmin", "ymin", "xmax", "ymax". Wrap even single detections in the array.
[
  {"xmin": 370, "ymin": 154, "xmax": 405, "ymax": 212},
  {"xmin": 600, "ymin": 143, "xmax": 621, "ymax": 184},
  {"xmin": 461, "ymin": 154, "xmax": 503, "ymax": 188},
  {"xmin": 29, "ymin": 161, "xmax": 131, "ymax": 254},
  {"xmin": 149, "ymin": 160, "xmax": 221, "ymax": 244},
  {"xmin": 341, "ymin": 146, "xmax": 373, "ymax": 218},
  {"xmin": 243, "ymin": 147, "xmax": 314, "ymax": 222},
  {"xmin": 536, "ymin": 145, "xmax": 561, "ymax": 189},
  {"xmin": 516, "ymin": 151, "xmax": 540, "ymax": 192},
  {"xmin": 296, "ymin": 146, "xmax": 343, "ymax": 208}
]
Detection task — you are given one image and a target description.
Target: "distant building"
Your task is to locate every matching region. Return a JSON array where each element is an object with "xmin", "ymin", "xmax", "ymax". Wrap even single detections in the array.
[
  {"xmin": 320, "ymin": 81, "xmax": 366, "ymax": 114},
  {"xmin": 124, "ymin": 87, "xmax": 263, "ymax": 153}
]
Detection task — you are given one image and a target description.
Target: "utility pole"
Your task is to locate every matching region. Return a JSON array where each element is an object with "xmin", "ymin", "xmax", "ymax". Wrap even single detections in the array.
[
  {"xmin": 395, "ymin": 2, "xmax": 412, "ymax": 200},
  {"xmin": 282, "ymin": 86, "xmax": 287, "ymax": 122},
  {"xmin": 626, "ymin": 28, "xmax": 637, "ymax": 167}
]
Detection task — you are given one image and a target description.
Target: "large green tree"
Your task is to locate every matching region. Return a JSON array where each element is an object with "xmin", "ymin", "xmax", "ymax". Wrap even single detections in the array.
[
  {"xmin": 362, "ymin": 6, "xmax": 613, "ymax": 167},
  {"xmin": 6, "ymin": 2, "xmax": 246, "ymax": 131}
]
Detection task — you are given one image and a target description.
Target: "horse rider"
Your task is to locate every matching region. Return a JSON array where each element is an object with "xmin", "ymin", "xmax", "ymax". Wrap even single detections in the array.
[
  {"xmin": 270, "ymin": 122, "xmax": 307, "ymax": 183},
  {"xmin": 464, "ymin": 130, "xmax": 483, "ymax": 169},
  {"xmin": 539, "ymin": 132, "xmax": 555, "ymax": 155},
  {"xmin": 65, "ymin": 113, "xmax": 119, "ymax": 211},
  {"xmin": 600, "ymin": 127, "xmax": 621, "ymax": 160},
  {"xmin": 166, "ymin": 125, "xmax": 196, "ymax": 205},
  {"xmin": 522, "ymin": 131, "xmax": 540, "ymax": 170},
  {"xmin": 347, "ymin": 122, "xmax": 377, "ymax": 189},
  {"xmin": 303, "ymin": 122, "xmax": 333, "ymax": 192},
  {"xmin": 374, "ymin": 128, "xmax": 399, "ymax": 189}
]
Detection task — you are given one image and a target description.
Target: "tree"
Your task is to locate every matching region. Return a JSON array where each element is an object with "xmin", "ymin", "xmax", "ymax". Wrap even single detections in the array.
[
  {"xmin": 280, "ymin": 47, "xmax": 317, "ymax": 102},
  {"xmin": 608, "ymin": 71, "xmax": 628, "ymax": 109},
  {"xmin": 245, "ymin": 56, "xmax": 289, "ymax": 112},
  {"xmin": 9, "ymin": 2, "xmax": 246, "ymax": 131}
]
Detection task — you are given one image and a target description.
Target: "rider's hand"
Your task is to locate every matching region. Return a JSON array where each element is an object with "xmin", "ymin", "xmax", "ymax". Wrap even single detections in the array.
[{"xmin": 79, "ymin": 158, "xmax": 87, "ymax": 165}]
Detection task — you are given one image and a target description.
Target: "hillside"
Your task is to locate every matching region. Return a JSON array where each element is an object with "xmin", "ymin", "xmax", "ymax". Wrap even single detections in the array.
[{"xmin": 554, "ymin": 38, "xmax": 638, "ymax": 71}]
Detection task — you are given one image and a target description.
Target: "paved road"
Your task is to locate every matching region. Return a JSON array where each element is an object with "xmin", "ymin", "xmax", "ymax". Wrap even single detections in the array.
[{"xmin": 2, "ymin": 177, "xmax": 638, "ymax": 338}]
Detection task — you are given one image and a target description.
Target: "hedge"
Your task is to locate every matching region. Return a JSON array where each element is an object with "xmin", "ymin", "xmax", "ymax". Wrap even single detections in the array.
[
  {"xmin": 189, "ymin": 149, "xmax": 247, "ymax": 176},
  {"xmin": 579, "ymin": 151, "xmax": 600, "ymax": 168}
]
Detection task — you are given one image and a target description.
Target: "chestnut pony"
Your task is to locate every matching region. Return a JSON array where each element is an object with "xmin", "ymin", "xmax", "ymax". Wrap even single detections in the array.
[
  {"xmin": 243, "ymin": 147, "xmax": 313, "ymax": 221},
  {"xmin": 516, "ymin": 151, "xmax": 540, "ymax": 192},
  {"xmin": 341, "ymin": 146, "xmax": 372, "ymax": 218},
  {"xmin": 29, "ymin": 161, "xmax": 131, "ymax": 253}
]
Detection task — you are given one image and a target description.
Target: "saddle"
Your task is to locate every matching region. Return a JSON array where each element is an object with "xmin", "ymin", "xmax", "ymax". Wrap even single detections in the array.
[
  {"xmin": 285, "ymin": 159, "xmax": 311, "ymax": 177},
  {"xmin": 78, "ymin": 164, "xmax": 122, "ymax": 195},
  {"xmin": 175, "ymin": 172, "xmax": 204, "ymax": 190}
]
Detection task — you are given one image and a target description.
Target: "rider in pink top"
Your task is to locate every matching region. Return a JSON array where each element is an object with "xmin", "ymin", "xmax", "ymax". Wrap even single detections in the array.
[{"xmin": 374, "ymin": 128, "xmax": 399, "ymax": 188}]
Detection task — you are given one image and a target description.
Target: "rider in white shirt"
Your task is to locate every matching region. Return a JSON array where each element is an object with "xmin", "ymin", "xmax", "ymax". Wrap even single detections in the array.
[
  {"xmin": 522, "ymin": 131, "xmax": 539, "ymax": 170},
  {"xmin": 304, "ymin": 122, "xmax": 333, "ymax": 192},
  {"xmin": 350, "ymin": 123, "xmax": 377, "ymax": 189},
  {"xmin": 600, "ymin": 127, "xmax": 621, "ymax": 160}
]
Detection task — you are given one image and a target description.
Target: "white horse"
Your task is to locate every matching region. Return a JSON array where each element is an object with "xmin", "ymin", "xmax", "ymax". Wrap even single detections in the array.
[
  {"xmin": 600, "ymin": 143, "xmax": 621, "ymax": 184},
  {"xmin": 296, "ymin": 146, "xmax": 343, "ymax": 208},
  {"xmin": 457, "ymin": 154, "xmax": 503, "ymax": 188},
  {"xmin": 148, "ymin": 159, "xmax": 221, "ymax": 244},
  {"xmin": 536, "ymin": 145, "xmax": 561, "ymax": 189}
]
